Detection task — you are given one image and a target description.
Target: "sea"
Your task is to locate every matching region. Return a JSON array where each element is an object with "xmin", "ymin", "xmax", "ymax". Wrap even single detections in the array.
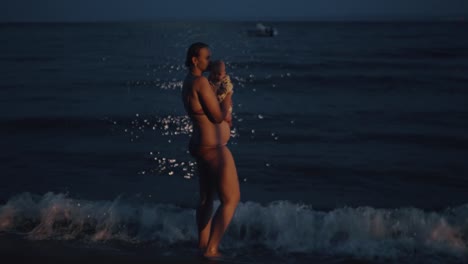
[{"xmin": 0, "ymin": 21, "xmax": 468, "ymax": 263}]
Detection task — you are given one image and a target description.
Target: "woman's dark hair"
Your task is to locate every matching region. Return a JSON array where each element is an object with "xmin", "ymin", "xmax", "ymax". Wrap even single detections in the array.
[{"xmin": 185, "ymin": 42, "xmax": 209, "ymax": 68}]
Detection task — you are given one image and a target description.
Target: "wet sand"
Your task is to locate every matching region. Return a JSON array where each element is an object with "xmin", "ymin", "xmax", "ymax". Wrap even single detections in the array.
[{"xmin": 0, "ymin": 233, "xmax": 222, "ymax": 264}]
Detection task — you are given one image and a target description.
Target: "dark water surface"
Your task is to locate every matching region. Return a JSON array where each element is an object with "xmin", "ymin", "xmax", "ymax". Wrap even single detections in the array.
[{"xmin": 1, "ymin": 21, "xmax": 467, "ymax": 263}]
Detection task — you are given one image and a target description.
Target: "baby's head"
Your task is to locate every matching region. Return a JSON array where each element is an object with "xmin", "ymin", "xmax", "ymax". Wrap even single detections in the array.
[{"xmin": 209, "ymin": 60, "xmax": 226, "ymax": 82}]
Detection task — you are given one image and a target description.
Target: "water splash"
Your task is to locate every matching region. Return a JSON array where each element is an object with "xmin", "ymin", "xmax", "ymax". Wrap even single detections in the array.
[{"xmin": 1, "ymin": 192, "xmax": 467, "ymax": 261}]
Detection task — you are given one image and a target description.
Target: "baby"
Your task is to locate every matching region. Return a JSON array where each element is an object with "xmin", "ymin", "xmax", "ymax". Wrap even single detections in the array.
[
  {"xmin": 208, "ymin": 60, "xmax": 234, "ymax": 127},
  {"xmin": 208, "ymin": 60, "xmax": 234, "ymax": 101}
]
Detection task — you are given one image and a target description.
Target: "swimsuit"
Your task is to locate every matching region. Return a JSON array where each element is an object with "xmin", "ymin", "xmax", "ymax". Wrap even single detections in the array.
[
  {"xmin": 185, "ymin": 75, "xmax": 231, "ymax": 158},
  {"xmin": 189, "ymin": 140, "xmax": 227, "ymax": 158}
]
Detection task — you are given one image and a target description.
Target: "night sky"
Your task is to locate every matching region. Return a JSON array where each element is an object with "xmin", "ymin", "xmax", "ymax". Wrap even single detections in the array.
[{"xmin": 1, "ymin": 0, "xmax": 467, "ymax": 22}]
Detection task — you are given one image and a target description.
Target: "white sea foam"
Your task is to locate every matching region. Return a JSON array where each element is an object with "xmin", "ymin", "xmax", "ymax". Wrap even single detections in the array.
[{"xmin": 1, "ymin": 192, "xmax": 467, "ymax": 260}]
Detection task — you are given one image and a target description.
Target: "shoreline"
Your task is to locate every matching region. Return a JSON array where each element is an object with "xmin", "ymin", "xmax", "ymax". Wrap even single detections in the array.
[{"xmin": 0, "ymin": 232, "xmax": 206, "ymax": 264}]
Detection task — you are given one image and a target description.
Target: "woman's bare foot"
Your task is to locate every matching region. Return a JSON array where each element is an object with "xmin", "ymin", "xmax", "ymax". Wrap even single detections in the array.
[{"xmin": 203, "ymin": 249, "xmax": 223, "ymax": 260}]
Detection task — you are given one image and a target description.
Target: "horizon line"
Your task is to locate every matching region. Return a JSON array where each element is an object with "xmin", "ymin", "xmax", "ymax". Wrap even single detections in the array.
[
  {"xmin": 0, "ymin": 18, "xmax": 466, "ymax": 24},
  {"xmin": 0, "ymin": 14, "xmax": 466, "ymax": 23}
]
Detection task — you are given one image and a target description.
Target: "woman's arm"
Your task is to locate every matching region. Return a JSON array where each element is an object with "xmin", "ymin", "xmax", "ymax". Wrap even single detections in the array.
[
  {"xmin": 195, "ymin": 76, "xmax": 231, "ymax": 123},
  {"xmin": 223, "ymin": 96, "xmax": 233, "ymax": 128}
]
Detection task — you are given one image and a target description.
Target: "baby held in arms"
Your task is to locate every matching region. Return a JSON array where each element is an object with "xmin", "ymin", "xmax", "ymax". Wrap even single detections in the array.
[{"xmin": 208, "ymin": 60, "xmax": 234, "ymax": 127}]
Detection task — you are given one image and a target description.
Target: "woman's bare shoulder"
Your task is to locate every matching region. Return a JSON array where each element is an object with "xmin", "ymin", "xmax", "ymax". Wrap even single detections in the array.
[
  {"xmin": 192, "ymin": 76, "xmax": 209, "ymax": 84},
  {"xmin": 192, "ymin": 76, "xmax": 211, "ymax": 92}
]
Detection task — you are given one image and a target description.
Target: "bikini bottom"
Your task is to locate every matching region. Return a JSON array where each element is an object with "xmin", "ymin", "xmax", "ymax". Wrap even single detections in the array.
[{"xmin": 188, "ymin": 142, "xmax": 227, "ymax": 158}]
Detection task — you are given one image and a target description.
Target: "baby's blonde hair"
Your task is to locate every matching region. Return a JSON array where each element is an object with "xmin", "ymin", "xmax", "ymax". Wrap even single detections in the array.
[{"xmin": 210, "ymin": 60, "xmax": 225, "ymax": 73}]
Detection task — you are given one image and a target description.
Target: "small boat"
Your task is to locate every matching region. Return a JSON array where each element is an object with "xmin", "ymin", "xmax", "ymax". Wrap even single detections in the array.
[{"xmin": 247, "ymin": 23, "xmax": 278, "ymax": 37}]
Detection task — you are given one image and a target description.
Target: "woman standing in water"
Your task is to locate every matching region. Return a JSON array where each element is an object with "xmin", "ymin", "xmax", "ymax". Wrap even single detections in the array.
[{"xmin": 181, "ymin": 42, "xmax": 240, "ymax": 259}]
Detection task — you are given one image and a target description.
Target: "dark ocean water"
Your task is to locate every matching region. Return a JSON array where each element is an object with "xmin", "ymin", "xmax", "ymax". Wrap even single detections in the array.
[{"xmin": 1, "ymin": 21, "xmax": 468, "ymax": 263}]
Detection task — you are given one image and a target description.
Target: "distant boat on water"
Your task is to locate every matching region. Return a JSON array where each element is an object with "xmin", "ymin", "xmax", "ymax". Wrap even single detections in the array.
[{"xmin": 247, "ymin": 23, "xmax": 278, "ymax": 37}]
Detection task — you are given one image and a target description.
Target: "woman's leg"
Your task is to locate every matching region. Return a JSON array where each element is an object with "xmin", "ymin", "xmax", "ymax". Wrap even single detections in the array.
[
  {"xmin": 195, "ymin": 157, "xmax": 215, "ymax": 251},
  {"xmin": 204, "ymin": 146, "xmax": 240, "ymax": 257}
]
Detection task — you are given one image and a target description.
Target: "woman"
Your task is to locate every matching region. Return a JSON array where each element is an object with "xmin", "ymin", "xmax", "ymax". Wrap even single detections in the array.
[{"xmin": 181, "ymin": 42, "xmax": 240, "ymax": 259}]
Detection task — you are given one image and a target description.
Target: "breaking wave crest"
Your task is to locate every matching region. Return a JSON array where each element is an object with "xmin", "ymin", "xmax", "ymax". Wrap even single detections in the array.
[{"xmin": 1, "ymin": 192, "xmax": 467, "ymax": 260}]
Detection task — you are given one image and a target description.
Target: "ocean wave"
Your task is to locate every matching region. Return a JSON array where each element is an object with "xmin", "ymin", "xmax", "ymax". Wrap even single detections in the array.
[
  {"xmin": 0, "ymin": 56, "xmax": 58, "ymax": 63},
  {"xmin": 376, "ymin": 47, "xmax": 468, "ymax": 60},
  {"xmin": 0, "ymin": 114, "xmax": 193, "ymax": 136},
  {"xmin": 1, "ymin": 192, "xmax": 467, "ymax": 260}
]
